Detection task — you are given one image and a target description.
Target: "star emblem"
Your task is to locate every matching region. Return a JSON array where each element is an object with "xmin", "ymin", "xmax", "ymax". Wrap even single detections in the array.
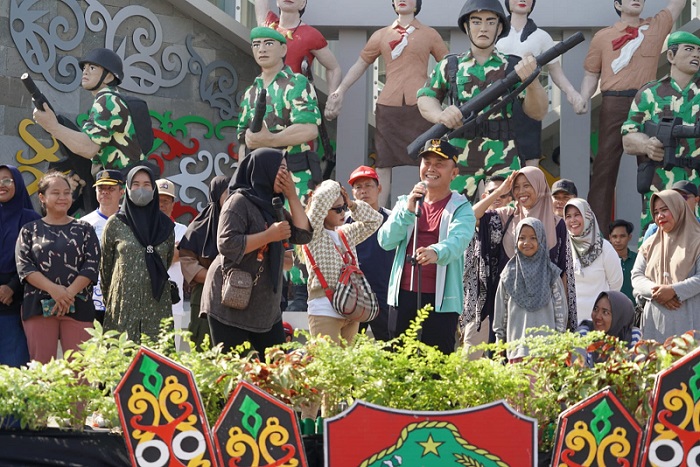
[{"xmin": 418, "ymin": 434, "xmax": 443, "ymax": 457}]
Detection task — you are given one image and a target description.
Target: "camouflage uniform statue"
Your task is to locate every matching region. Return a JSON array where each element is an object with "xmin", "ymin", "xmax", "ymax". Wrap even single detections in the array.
[
  {"xmin": 621, "ymin": 31, "xmax": 700, "ymax": 231},
  {"xmin": 83, "ymin": 87, "xmax": 143, "ymax": 170},
  {"xmin": 33, "ymin": 48, "xmax": 145, "ymax": 171},
  {"xmin": 418, "ymin": 50, "xmax": 521, "ymax": 197},
  {"xmin": 238, "ymin": 26, "xmax": 321, "ymax": 300},
  {"xmin": 416, "ymin": 0, "xmax": 548, "ymax": 200},
  {"xmin": 237, "ymin": 27, "xmax": 322, "ymax": 203}
]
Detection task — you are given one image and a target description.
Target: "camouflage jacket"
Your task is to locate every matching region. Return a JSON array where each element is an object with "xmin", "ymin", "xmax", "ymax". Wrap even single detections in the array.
[
  {"xmin": 417, "ymin": 49, "xmax": 522, "ymax": 166},
  {"xmin": 82, "ymin": 87, "xmax": 143, "ymax": 169},
  {"xmin": 237, "ymin": 66, "xmax": 321, "ymax": 155},
  {"xmin": 621, "ymin": 75, "xmax": 700, "ymax": 158}
]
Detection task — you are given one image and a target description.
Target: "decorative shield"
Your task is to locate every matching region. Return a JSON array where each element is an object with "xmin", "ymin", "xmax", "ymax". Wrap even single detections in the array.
[
  {"xmin": 114, "ymin": 346, "xmax": 216, "ymax": 467},
  {"xmin": 212, "ymin": 381, "xmax": 307, "ymax": 467},
  {"xmin": 552, "ymin": 386, "xmax": 642, "ymax": 466},
  {"xmin": 641, "ymin": 345, "xmax": 700, "ymax": 466},
  {"xmin": 325, "ymin": 400, "xmax": 537, "ymax": 466}
]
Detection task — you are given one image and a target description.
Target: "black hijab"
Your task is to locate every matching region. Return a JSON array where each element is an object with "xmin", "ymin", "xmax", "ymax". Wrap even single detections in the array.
[
  {"xmin": 117, "ymin": 166, "xmax": 174, "ymax": 299},
  {"xmin": 178, "ymin": 176, "xmax": 230, "ymax": 260},
  {"xmin": 229, "ymin": 148, "xmax": 285, "ymax": 292},
  {"xmin": 0, "ymin": 165, "xmax": 40, "ymax": 274}
]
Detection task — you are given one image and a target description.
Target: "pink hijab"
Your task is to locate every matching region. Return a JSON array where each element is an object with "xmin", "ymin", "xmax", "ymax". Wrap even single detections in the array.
[{"xmin": 499, "ymin": 167, "xmax": 559, "ymax": 258}]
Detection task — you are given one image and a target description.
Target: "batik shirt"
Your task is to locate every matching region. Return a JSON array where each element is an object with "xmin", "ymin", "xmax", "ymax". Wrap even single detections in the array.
[
  {"xmin": 417, "ymin": 50, "xmax": 522, "ymax": 197},
  {"xmin": 621, "ymin": 75, "xmax": 700, "ymax": 229},
  {"xmin": 237, "ymin": 66, "xmax": 321, "ymax": 156},
  {"xmin": 82, "ymin": 87, "xmax": 144, "ymax": 170}
]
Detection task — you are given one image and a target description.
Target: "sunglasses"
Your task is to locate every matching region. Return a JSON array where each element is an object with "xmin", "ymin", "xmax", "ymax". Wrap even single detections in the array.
[
  {"xmin": 0, "ymin": 178, "xmax": 14, "ymax": 187},
  {"xmin": 329, "ymin": 204, "xmax": 348, "ymax": 214}
]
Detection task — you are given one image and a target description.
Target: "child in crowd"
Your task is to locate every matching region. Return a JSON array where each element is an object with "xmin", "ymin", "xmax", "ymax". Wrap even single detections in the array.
[{"xmin": 493, "ymin": 218, "xmax": 567, "ymax": 362}]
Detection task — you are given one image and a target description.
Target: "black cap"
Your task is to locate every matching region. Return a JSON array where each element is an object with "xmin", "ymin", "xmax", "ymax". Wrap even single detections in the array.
[
  {"xmin": 93, "ymin": 169, "xmax": 125, "ymax": 187},
  {"xmin": 419, "ymin": 139, "xmax": 460, "ymax": 163},
  {"xmin": 552, "ymin": 178, "xmax": 578, "ymax": 196},
  {"xmin": 671, "ymin": 180, "xmax": 698, "ymax": 197},
  {"xmin": 609, "ymin": 218, "xmax": 634, "ymax": 235}
]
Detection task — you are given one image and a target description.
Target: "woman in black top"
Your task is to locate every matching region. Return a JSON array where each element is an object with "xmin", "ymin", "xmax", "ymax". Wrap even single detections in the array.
[
  {"xmin": 16, "ymin": 171, "xmax": 100, "ymax": 363},
  {"xmin": 201, "ymin": 149, "xmax": 312, "ymax": 356}
]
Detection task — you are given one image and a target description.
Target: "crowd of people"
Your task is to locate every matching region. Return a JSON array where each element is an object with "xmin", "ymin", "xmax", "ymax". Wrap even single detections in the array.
[{"xmin": 0, "ymin": 0, "xmax": 698, "ymax": 387}]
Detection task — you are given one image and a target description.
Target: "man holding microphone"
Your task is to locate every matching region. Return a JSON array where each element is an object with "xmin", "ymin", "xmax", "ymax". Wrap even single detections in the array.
[{"xmin": 378, "ymin": 140, "xmax": 475, "ymax": 354}]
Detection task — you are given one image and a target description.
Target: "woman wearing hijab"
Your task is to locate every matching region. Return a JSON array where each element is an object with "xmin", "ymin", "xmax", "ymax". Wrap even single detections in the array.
[
  {"xmin": 577, "ymin": 291, "xmax": 641, "ymax": 345},
  {"xmin": 200, "ymin": 148, "xmax": 311, "ymax": 356},
  {"xmin": 632, "ymin": 190, "xmax": 700, "ymax": 342},
  {"xmin": 0, "ymin": 165, "xmax": 41, "ymax": 366},
  {"xmin": 564, "ymin": 198, "xmax": 623, "ymax": 325},
  {"xmin": 467, "ymin": 167, "xmax": 578, "ymax": 349},
  {"xmin": 493, "ymin": 218, "xmax": 567, "ymax": 362},
  {"xmin": 101, "ymin": 166, "xmax": 174, "ymax": 343},
  {"xmin": 178, "ymin": 176, "xmax": 230, "ymax": 349}
]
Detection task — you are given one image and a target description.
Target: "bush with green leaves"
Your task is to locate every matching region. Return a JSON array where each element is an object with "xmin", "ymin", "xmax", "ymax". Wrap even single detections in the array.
[{"xmin": 0, "ymin": 310, "xmax": 696, "ymax": 454}]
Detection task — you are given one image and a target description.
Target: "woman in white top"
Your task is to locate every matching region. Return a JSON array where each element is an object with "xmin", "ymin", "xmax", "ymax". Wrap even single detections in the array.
[{"xmin": 564, "ymin": 198, "xmax": 623, "ymax": 324}]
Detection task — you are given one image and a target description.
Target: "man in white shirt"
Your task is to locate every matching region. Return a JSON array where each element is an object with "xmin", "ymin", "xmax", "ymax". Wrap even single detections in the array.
[{"xmin": 82, "ymin": 169, "xmax": 125, "ymax": 323}]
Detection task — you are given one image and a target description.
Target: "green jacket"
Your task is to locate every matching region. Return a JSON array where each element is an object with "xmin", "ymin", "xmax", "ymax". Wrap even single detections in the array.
[{"xmin": 378, "ymin": 192, "xmax": 475, "ymax": 313}]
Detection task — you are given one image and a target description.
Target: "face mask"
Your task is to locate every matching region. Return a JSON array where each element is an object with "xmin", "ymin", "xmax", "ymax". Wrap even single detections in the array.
[{"xmin": 129, "ymin": 187, "xmax": 154, "ymax": 207}]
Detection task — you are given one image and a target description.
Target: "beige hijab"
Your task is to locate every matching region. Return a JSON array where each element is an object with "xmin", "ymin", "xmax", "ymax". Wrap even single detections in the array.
[
  {"xmin": 641, "ymin": 190, "xmax": 700, "ymax": 284},
  {"xmin": 499, "ymin": 167, "xmax": 559, "ymax": 258}
]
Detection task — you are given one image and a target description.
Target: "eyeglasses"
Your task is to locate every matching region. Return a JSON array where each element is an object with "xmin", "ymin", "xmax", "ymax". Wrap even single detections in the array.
[
  {"xmin": 0, "ymin": 178, "xmax": 14, "ymax": 187},
  {"xmin": 329, "ymin": 204, "xmax": 348, "ymax": 214}
]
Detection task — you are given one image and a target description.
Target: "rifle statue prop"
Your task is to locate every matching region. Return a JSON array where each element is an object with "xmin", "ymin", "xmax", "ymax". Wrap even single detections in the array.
[
  {"xmin": 638, "ymin": 116, "xmax": 700, "ymax": 193},
  {"xmin": 406, "ymin": 32, "xmax": 585, "ymax": 158}
]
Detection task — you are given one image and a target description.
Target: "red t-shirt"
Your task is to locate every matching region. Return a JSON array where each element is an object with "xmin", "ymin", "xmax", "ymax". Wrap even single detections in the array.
[
  {"xmin": 399, "ymin": 194, "xmax": 451, "ymax": 294},
  {"xmin": 264, "ymin": 11, "xmax": 328, "ymax": 74}
]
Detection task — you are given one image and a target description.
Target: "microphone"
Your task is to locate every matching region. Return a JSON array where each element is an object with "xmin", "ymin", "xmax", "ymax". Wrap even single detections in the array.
[
  {"xmin": 416, "ymin": 181, "xmax": 427, "ymax": 218},
  {"xmin": 272, "ymin": 196, "xmax": 289, "ymax": 247}
]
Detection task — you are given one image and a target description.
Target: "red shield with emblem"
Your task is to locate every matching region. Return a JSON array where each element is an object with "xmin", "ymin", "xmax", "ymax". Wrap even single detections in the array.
[
  {"xmin": 325, "ymin": 400, "xmax": 537, "ymax": 466},
  {"xmin": 114, "ymin": 347, "xmax": 216, "ymax": 466}
]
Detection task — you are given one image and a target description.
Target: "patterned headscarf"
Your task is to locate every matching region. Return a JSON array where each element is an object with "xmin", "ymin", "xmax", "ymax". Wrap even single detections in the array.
[
  {"xmin": 565, "ymin": 198, "xmax": 603, "ymax": 268},
  {"xmin": 502, "ymin": 218, "xmax": 562, "ymax": 311}
]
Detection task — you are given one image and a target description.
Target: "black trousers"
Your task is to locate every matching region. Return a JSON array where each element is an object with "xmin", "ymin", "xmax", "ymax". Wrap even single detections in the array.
[
  {"xmin": 359, "ymin": 304, "xmax": 392, "ymax": 341},
  {"xmin": 393, "ymin": 289, "xmax": 459, "ymax": 354},
  {"xmin": 208, "ymin": 315, "xmax": 285, "ymax": 358}
]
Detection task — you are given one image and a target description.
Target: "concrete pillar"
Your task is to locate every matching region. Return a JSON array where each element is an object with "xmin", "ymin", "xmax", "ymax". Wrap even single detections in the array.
[
  {"xmin": 334, "ymin": 29, "xmax": 370, "ymax": 190},
  {"xmin": 559, "ymin": 29, "xmax": 592, "ymax": 199}
]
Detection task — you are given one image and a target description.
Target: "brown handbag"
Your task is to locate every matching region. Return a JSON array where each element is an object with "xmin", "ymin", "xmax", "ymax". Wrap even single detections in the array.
[
  {"xmin": 221, "ymin": 256, "xmax": 264, "ymax": 310},
  {"xmin": 221, "ymin": 269, "xmax": 253, "ymax": 310}
]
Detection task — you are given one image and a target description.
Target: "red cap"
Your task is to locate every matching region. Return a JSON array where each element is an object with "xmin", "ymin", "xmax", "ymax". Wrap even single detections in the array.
[
  {"xmin": 348, "ymin": 165, "xmax": 379, "ymax": 187},
  {"xmin": 283, "ymin": 321, "xmax": 294, "ymax": 337}
]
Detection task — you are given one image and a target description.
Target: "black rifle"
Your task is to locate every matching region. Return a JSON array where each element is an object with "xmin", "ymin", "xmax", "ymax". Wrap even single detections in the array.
[
  {"xmin": 250, "ymin": 88, "xmax": 268, "ymax": 133},
  {"xmin": 301, "ymin": 57, "xmax": 336, "ymax": 180},
  {"xmin": 406, "ymin": 31, "xmax": 585, "ymax": 158},
  {"xmin": 637, "ymin": 116, "xmax": 700, "ymax": 193},
  {"xmin": 21, "ymin": 73, "xmax": 54, "ymax": 112}
]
